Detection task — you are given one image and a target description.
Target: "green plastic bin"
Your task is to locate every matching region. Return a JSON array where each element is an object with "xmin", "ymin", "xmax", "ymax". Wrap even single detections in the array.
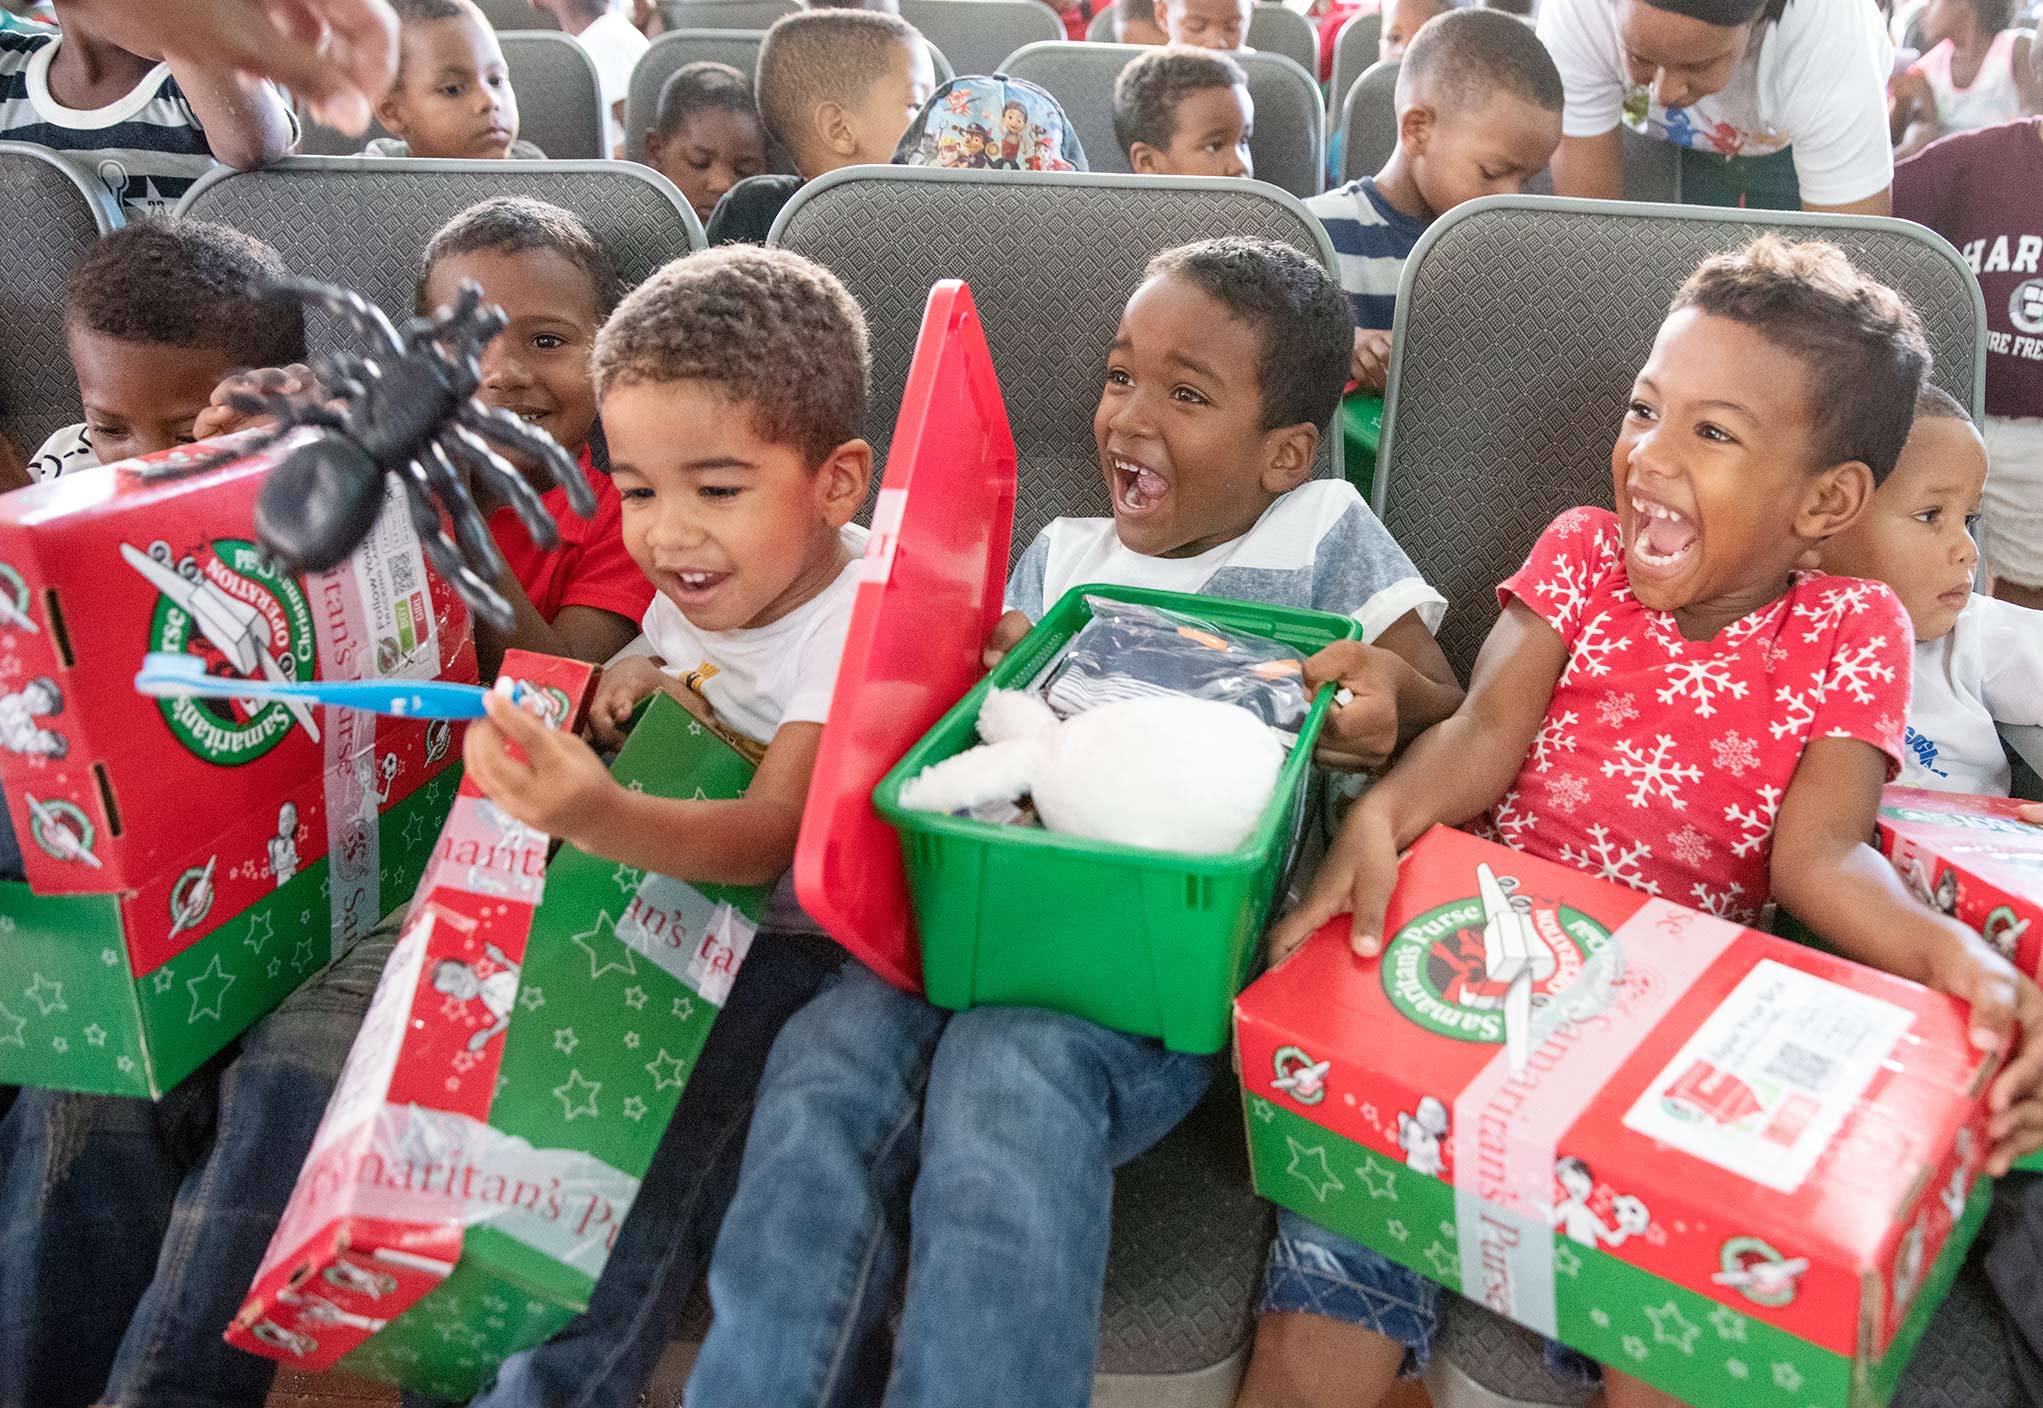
[
  {"xmin": 873, "ymin": 584, "xmax": 1362, "ymax": 1053},
  {"xmin": 1342, "ymin": 390, "xmax": 1383, "ymax": 504}
]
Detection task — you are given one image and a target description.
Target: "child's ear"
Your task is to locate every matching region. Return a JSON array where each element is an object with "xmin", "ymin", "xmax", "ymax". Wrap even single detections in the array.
[
  {"xmin": 1797, "ymin": 460, "xmax": 1874, "ymax": 544},
  {"xmin": 815, "ymin": 100, "xmax": 860, "ymax": 160},
  {"xmin": 1153, "ymin": 0, "xmax": 1170, "ymax": 30},
  {"xmin": 815, "ymin": 438, "xmax": 874, "ymax": 527},
  {"xmin": 1258, "ymin": 422, "xmax": 1320, "ymax": 496},
  {"xmin": 375, "ymin": 90, "xmax": 411, "ymax": 140},
  {"xmin": 1128, "ymin": 141, "xmax": 1165, "ymax": 175},
  {"xmin": 1397, "ymin": 101, "xmax": 1435, "ymax": 157}
]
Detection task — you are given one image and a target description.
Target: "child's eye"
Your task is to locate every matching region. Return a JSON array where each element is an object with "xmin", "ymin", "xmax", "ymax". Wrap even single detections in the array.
[
  {"xmin": 1170, "ymin": 385, "xmax": 1209, "ymax": 405},
  {"xmin": 1105, "ymin": 367, "xmax": 1132, "ymax": 387},
  {"xmin": 618, "ymin": 486, "xmax": 652, "ymax": 503},
  {"xmin": 1624, "ymin": 399, "xmax": 1655, "ymax": 421},
  {"xmin": 699, "ymin": 485, "xmax": 742, "ymax": 501},
  {"xmin": 1914, "ymin": 507, "xmax": 1942, "ymax": 526},
  {"xmin": 532, "ymin": 333, "xmax": 566, "ymax": 350},
  {"xmin": 439, "ymin": 83, "xmax": 463, "ymax": 98},
  {"xmin": 1697, "ymin": 423, "xmax": 1735, "ymax": 445}
]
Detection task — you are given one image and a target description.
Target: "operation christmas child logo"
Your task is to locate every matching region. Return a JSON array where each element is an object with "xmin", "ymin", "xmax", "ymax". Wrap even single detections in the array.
[{"xmin": 139, "ymin": 538, "xmax": 317, "ymax": 766}]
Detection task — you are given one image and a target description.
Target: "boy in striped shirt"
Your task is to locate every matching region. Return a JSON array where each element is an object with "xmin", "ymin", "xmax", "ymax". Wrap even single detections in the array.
[{"xmin": 1305, "ymin": 10, "xmax": 1561, "ymax": 391}]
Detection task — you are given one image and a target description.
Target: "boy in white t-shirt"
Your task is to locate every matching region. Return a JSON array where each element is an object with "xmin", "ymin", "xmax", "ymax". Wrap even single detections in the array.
[
  {"xmin": 528, "ymin": 0, "xmax": 650, "ymax": 156},
  {"xmin": 1822, "ymin": 385, "xmax": 2043, "ymax": 802}
]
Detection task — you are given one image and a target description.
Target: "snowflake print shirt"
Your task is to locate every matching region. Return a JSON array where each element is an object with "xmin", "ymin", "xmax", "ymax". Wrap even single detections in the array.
[{"xmin": 1481, "ymin": 508, "xmax": 1910, "ymax": 924}]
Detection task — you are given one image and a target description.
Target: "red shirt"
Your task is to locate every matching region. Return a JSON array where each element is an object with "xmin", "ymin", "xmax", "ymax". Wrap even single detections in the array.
[
  {"xmin": 1316, "ymin": 2, "xmax": 1366, "ymax": 82},
  {"xmin": 490, "ymin": 447, "xmax": 655, "ymax": 625},
  {"xmin": 1479, "ymin": 508, "xmax": 1910, "ymax": 925},
  {"xmin": 1894, "ymin": 118, "xmax": 2043, "ymax": 419}
]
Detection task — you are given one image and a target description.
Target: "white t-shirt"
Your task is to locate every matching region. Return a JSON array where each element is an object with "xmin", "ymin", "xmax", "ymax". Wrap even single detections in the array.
[
  {"xmin": 29, "ymin": 422, "xmax": 97, "ymax": 482},
  {"xmin": 1004, "ymin": 478, "xmax": 1444, "ymax": 641},
  {"xmin": 1537, "ymin": 0, "xmax": 1894, "ymax": 206},
  {"xmin": 575, "ymin": 9, "xmax": 649, "ymax": 157},
  {"xmin": 640, "ymin": 525, "xmax": 866, "ymax": 746},
  {"xmin": 1902, "ymin": 593, "xmax": 2043, "ymax": 796}
]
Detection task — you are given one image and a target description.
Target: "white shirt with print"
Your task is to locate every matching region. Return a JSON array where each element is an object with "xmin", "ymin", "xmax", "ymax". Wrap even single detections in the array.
[{"xmin": 1903, "ymin": 592, "xmax": 2043, "ymax": 797}]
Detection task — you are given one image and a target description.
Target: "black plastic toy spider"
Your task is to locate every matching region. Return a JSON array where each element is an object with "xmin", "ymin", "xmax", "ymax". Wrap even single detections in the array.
[{"xmin": 147, "ymin": 278, "xmax": 595, "ymax": 633}]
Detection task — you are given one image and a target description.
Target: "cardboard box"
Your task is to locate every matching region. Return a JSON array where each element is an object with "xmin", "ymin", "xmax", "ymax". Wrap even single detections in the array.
[
  {"xmin": 1877, "ymin": 786, "xmax": 2040, "ymax": 976},
  {"xmin": 229, "ymin": 684, "xmax": 768, "ymax": 1400},
  {"xmin": 0, "ymin": 437, "xmax": 473, "ymax": 1095},
  {"xmin": 1238, "ymin": 827, "xmax": 1993, "ymax": 1407}
]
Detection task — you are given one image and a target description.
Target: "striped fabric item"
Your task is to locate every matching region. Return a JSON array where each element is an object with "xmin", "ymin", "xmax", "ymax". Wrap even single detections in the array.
[
  {"xmin": 0, "ymin": 29, "xmax": 218, "ymax": 217},
  {"xmin": 1303, "ymin": 174, "xmax": 1428, "ymax": 332}
]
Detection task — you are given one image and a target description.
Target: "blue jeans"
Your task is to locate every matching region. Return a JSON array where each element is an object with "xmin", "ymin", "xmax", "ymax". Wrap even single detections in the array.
[
  {"xmin": 0, "ymin": 923, "xmax": 396, "ymax": 1408},
  {"xmin": 685, "ymin": 962, "xmax": 1217, "ymax": 1408}
]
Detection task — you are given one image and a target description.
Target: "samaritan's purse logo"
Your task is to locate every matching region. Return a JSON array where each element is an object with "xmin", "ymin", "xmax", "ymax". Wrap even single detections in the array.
[
  {"xmin": 1382, "ymin": 894, "xmax": 1612, "ymax": 1043},
  {"xmin": 147, "ymin": 539, "xmax": 315, "ymax": 765}
]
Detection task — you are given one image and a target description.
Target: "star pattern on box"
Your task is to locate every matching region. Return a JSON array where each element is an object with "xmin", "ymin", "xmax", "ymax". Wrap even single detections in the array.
[
  {"xmin": 1553, "ymin": 1243, "xmax": 1583, "ymax": 1279},
  {"xmin": 1354, "ymin": 1160, "xmax": 1398, "ymax": 1201},
  {"xmin": 553, "ymin": 1069, "xmax": 601, "ymax": 1120},
  {"xmin": 116, "ymin": 1054, "xmax": 135, "ymax": 1074},
  {"xmin": 403, "ymin": 810, "xmax": 432, "ymax": 851},
  {"xmin": 519, "ymin": 985, "xmax": 546, "ymax": 1011},
  {"xmin": 553, "ymin": 1027, "xmax": 578, "ymax": 1054},
  {"xmin": 101, "ymin": 947, "xmax": 120, "ymax": 967},
  {"xmin": 1708, "ymin": 1304, "xmax": 1746, "ymax": 1342},
  {"xmin": 1283, "ymin": 1137, "xmax": 1343, "ymax": 1202},
  {"xmin": 0, "ymin": 1002, "xmax": 25, "ymax": 1048},
  {"xmin": 185, "ymin": 955, "xmax": 236, "ymax": 1023},
  {"xmin": 1386, "ymin": 1219, "xmax": 1409, "ymax": 1243},
  {"xmin": 1590, "ymin": 1308, "xmax": 1610, "ymax": 1328},
  {"xmin": 1725, "ymin": 1358, "xmax": 1748, "ymax": 1380},
  {"xmin": 439, "ymin": 1323, "xmax": 488, "ymax": 1349},
  {"xmin": 671, "ymin": 995, "xmax": 694, "ymax": 1022},
  {"xmin": 645, "ymin": 1048, "xmax": 688, "ymax": 1091},
  {"xmin": 1620, "ymin": 1335, "xmax": 1649, "ymax": 1363},
  {"xmin": 623, "ymin": 985, "xmax": 648, "ymax": 1010},
  {"xmin": 83, "ymin": 1024, "xmax": 106, "ymax": 1046},
  {"xmin": 294, "ymin": 936, "xmax": 320, "ymax": 969},
  {"xmin": 570, "ymin": 910, "xmax": 637, "ymax": 982},
  {"xmin": 623, "ymin": 1031, "xmax": 640, "ymax": 1049},
  {"xmin": 1421, "ymin": 1241, "xmax": 1458, "ymax": 1281},
  {"xmin": 244, "ymin": 912, "xmax": 274, "ymax": 954},
  {"xmin": 623, "ymin": 1095, "xmax": 648, "ymax": 1122},
  {"xmin": 152, "ymin": 966, "xmax": 175, "ymax": 995},
  {"xmin": 612, "ymin": 863, "xmax": 643, "ymax": 895},
  {"xmin": 1643, "ymin": 1301, "xmax": 1699, "ymax": 1355},
  {"xmin": 50, "ymin": 1035, "xmax": 66, "ymax": 1053},
  {"xmin": 23, "ymin": 972, "xmax": 65, "ymax": 1017},
  {"xmin": 1771, "ymin": 1362, "xmax": 1802, "ymax": 1392},
  {"xmin": 267, "ymin": 957, "xmax": 283, "ymax": 979}
]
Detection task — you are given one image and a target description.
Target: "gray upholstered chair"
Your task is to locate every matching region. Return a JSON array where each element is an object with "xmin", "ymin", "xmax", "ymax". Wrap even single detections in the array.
[
  {"xmin": 473, "ymin": 0, "xmax": 556, "ymax": 27},
  {"xmin": 1245, "ymin": 2, "xmax": 1316, "ymax": 72},
  {"xmin": 297, "ymin": 30, "xmax": 606, "ymax": 159},
  {"xmin": 900, "ymin": 0, "xmax": 1063, "ymax": 77},
  {"xmin": 658, "ymin": 0, "xmax": 799, "ymax": 29},
  {"xmin": 174, "ymin": 157, "xmax": 700, "ymax": 348},
  {"xmin": 0, "ymin": 142, "xmax": 120, "ymax": 459},
  {"xmin": 1334, "ymin": 56, "xmax": 1396, "ymax": 186},
  {"xmin": 1327, "ymin": 9, "xmax": 1381, "ymax": 117},
  {"xmin": 1000, "ymin": 40, "xmax": 1324, "ymax": 197}
]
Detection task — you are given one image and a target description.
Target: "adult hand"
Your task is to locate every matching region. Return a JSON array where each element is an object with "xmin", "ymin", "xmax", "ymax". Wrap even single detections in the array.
[{"xmin": 65, "ymin": 0, "xmax": 398, "ymax": 133}]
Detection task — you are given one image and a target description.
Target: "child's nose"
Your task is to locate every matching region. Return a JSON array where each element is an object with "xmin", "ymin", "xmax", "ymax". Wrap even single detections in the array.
[{"xmin": 480, "ymin": 346, "xmax": 531, "ymax": 392}]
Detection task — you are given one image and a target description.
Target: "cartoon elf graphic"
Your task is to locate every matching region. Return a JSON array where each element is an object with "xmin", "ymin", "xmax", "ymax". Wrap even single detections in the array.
[
  {"xmin": 269, "ymin": 800, "xmax": 301, "ymax": 888},
  {"xmin": 432, "ymin": 942, "xmax": 521, "ymax": 1052}
]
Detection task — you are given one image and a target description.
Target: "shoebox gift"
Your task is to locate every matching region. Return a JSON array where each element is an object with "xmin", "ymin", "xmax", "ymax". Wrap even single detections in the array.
[
  {"xmin": 228, "ymin": 679, "xmax": 768, "ymax": 1400},
  {"xmin": 1877, "ymin": 786, "xmax": 2040, "ymax": 976},
  {"xmin": 0, "ymin": 435, "xmax": 472, "ymax": 1096},
  {"xmin": 1237, "ymin": 826, "xmax": 1994, "ymax": 1407}
]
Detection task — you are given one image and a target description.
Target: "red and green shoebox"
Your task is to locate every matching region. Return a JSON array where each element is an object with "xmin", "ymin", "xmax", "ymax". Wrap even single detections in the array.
[
  {"xmin": 1238, "ymin": 827, "xmax": 1994, "ymax": 1407},
  {"xmin": 228, "ymin": 681, "xmax": 767, "ymax": 1401},
  {"xmin": 0, "ymin": 434, "xmax": 473, "ymax": 1096},
  {"xmin": 1877, "ymin": 786, "xmax": 2039, "ymax": 976}
]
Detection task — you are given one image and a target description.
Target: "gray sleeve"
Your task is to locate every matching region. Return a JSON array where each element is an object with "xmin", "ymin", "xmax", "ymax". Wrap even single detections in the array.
[
  {"xmin": 1311, "ymin": 501, "xmax": 1446, "ymax": 639},
  {"xmin": 1003, "ymin": 529, "xmax": 1052, "ymax": 621}
]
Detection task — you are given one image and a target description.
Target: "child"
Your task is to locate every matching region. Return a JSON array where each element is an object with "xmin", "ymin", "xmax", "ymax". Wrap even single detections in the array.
[
  {"xmin": 527, "ymin": 0, "xmax": 649, "ymax": 156},
  {"xmin": 1380, "ymin": 0, "xmax": 1450, "ymax": 62},
  {"xmin": 1889, "ymin": 0, "xmax": 2036, "ymax": 158},
  {"xmin": 1894, "ymin": 118, "xmax": 2043, "ymax": 613},
  {"xmin": 1115, "ymin": 0, "xmax": 1169, "ymax": 45},
  {"xmin": 28, "ymin": 217, "xmax": 304, "ymax": 480},
  {"xmin": 1239, "ymin": 236, "xmax": 2043, "ymax": 1408},
  {"xmin": 644, "ymin": 61, "xmax": 769, "ymax": 227},
  {"xmin": 1113, "ymin": 45, "xmax": 1252, "ymax": 179},
  {"xmin": 367, "ymin": 0, "xmax": 547, "ymax": 159},
  {"xmin": 0, "ymin": 0, "xmax": 294, "ymax": 218},
  {"xmin": 1155, "ymin": 0, "xmax": 1250, "ymax": 51},
  {"xmin": 1821, "ymin": 387, "xmax": 2043, "ymax": 798},
  {"xmin": 1306, "ymin": 9, "xmax": 1561, "ymax": 391},
  {"xmin": 683, "ymin": 236, "xmax": 1462, "ymax": 1408},
  {"xmin": 703, "ymin": 9, "xmax": 934, "ymax": 245}
]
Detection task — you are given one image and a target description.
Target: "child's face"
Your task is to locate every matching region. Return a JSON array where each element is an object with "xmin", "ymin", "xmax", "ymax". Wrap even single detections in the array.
[
  {"xmin": 647, "ymin": 107, "xmax": 769, "ymax": 225},
  {"xmin": 66, "ymin": 326, "xmax": 240, "ymax": 464},
  {"xmin": 1134, "ymin": 83, "xmax": 1252, "ymax": 178},
  {"xmin": 1406, "ymin": 91, "xmax": 1562, "ymax": 218},
  {"xmin": 1094, "ymin": 272, "xmax": 1310, "ymax": 559},
  {"xmin": 829, "ymin": 38, "xmax": 935, "ymax": 169},
  {"xmin": 606, "ymin": 379, "xmax": 865, "ymax": 632},
  {"xmin": 1116, "ymin": 7, "xmax": 1169, "ymax": 43},
  {"xmin": 1919, "ymin": 0, "xmax": 1969, "ymax": 45},
  {"xmin": 424, "ymin": 246, "xmax": 601, "ymax": 460},
  {"xmin": 376, "ymin": 14, "xmax": 522, "ymax": 160},
  {"xmin": 1380, "ymin": 0, "xmax": 1447, "ymax": 61},
  {"xmin": 1820, "ymin": 416, "xmax": 1985, "ymax": 643},
  {"xmin": 1612, "ymin": 309, "xmax": 1860, "ymax": 620},
  {"xmin": 1155, "ymin": 0, "xmax": 1250, "ymax": 50},
  {"xmin": 1615, "ymin": 0, "xmax": 1756, "ymax": 110}
]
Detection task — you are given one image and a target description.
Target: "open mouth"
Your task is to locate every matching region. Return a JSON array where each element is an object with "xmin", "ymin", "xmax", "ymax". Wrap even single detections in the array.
[
  {"xmin": 1109, "ymin": 454, "xmax": 1169, "ymax": 517},
  {"xmin": 664, "ymin": 569, "xmax": 731, "ymax": 604},
  {"xmin": 1627, "ymin": 492, "xmax": 1698, "ymax": 574}
]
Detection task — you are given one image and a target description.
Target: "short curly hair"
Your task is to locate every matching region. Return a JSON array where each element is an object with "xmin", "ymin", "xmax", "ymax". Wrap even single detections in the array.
[
  {"xmin": 755, "ymin": 10, "xmax": 921, "ymax": 151},
  {"xmin": 1670, "ymin": 235, "xmax": 1931, "ymax": 484},
  {"xmin": 416, "ymin": 196, "xmax": 624, "ymax": 318},
  {"xmin": 64, "ymin": 218, "xmax": 305, "ymax": 366},
  {"xmin": 1141, "ymin": 237, "xmax": 1353, "ymax": 432},
  {"xmin": 1112, "ymin": 47, "xmax": 1246, "ymax": 157},
  {"xmin": 593, "ymin": 246, "xmax": 869, "ymax": 467},
  {"xmin": 652, "ymin": 61, "xmax": 761, "ymax": 146}
]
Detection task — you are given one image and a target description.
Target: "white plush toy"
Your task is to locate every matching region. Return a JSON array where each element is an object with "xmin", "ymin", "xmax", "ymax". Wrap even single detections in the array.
[{"xmin": 897, "ymin": 689, "xmax": 1284, "ymax": 855}]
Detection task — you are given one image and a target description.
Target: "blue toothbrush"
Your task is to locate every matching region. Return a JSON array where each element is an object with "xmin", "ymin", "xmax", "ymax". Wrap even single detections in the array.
[{"xmin": 134, "ymin": 652, "xmax": 499, "ymax": 720}]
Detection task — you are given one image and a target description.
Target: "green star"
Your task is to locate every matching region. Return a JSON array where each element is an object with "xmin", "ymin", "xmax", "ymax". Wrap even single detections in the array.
[{"xmin": 1283, "ymin": 1136, "xmax": 1344, "ymax": 1202}]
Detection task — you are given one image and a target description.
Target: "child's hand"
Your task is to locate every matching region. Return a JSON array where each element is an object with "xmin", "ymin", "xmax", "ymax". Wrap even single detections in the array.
[
  {"xmin": 2020, "ymin": 803, "xmax": 2043, "ymax": 827},
  {"xmin": 1927, "ymin": 928, "xmax": 2043, "ymax": 1173},
  {"xmin": 1268, "ymin": 799, "xmax": 1402, "ymax": 964},
  {"xmin": 590, "ymin": 655, "xmax": 671, "ymax": 749},
  {"xmin": 192, "ymin": 364, "xmax": 319, "ymax": 442},
  {"xmin": 463, "ymin": 688, "xmax": 618, "ymax": 843},
  {"xmin": 1350, "ymin": 329, "xmax": 1392, "ymax": 393},
  {"xmin": 1303, "ymin": 640, "xmax": 1403, "ymax": 772},
  {"xmin": 983, "ymin": 609, "xmax": 1034, "ymax": 670}
]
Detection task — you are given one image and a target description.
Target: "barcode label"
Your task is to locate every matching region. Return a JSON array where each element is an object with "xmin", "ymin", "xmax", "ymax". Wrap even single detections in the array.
[{"xmin": 1763, "ymin": 1041, "xmax": 1835, "ymax": 1092}]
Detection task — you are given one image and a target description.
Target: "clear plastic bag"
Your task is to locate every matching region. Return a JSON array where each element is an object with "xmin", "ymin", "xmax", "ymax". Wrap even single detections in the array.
[{"xmin": 1037, "ymin": 597, "xmax": 1310, "ymax": 737}]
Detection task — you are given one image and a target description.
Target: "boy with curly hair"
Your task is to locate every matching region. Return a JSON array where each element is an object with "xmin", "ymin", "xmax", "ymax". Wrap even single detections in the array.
[{"xmin": 1113, "ymin": 45, "xmax": 1252, "ymax": 178}]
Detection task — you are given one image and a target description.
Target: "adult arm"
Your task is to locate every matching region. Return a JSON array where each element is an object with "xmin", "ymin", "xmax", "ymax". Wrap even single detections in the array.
[
  {"xmin": 164, "ymin": 63, "xmax": 296, "ymax": 168},
  {"xmin": 1550, "ymin": 128, "xmax": 1627, "ymax": 200},
  {"xmin": 1537, "ymin": 0, "xmax": 1629, "ymax": 198}
]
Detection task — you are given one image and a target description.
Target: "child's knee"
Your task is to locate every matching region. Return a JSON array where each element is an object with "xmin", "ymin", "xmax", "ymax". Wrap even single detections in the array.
[{"xmin": 1237, "ymin": 1310, "xmax": 1411, "ymax": 1408}]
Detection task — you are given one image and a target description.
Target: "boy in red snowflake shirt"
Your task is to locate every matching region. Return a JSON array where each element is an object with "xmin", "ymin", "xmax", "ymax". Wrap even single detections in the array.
[{"xmin": 1240, "ymin": 235, "xmax": 2043, "ymax": 1408}]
